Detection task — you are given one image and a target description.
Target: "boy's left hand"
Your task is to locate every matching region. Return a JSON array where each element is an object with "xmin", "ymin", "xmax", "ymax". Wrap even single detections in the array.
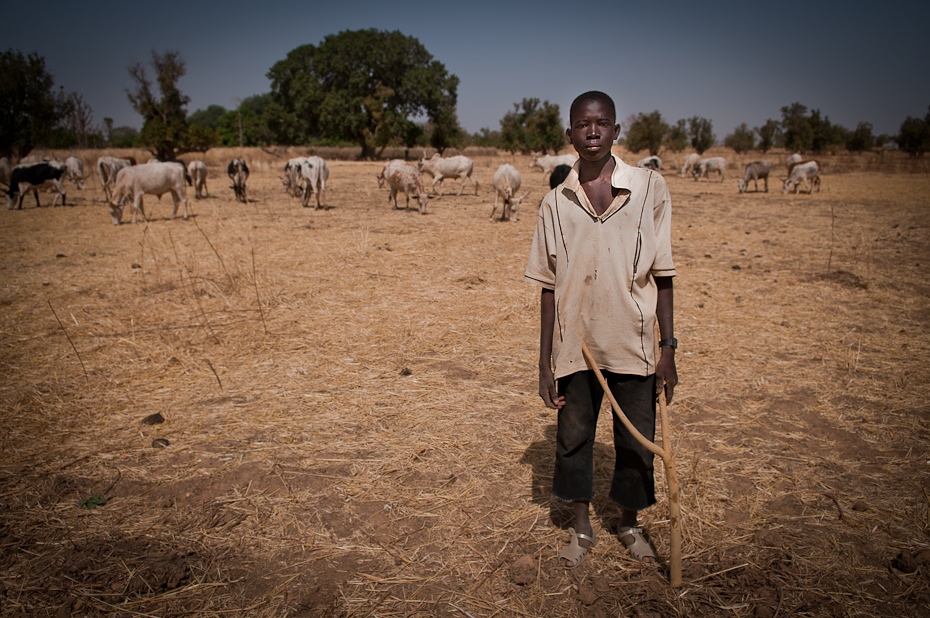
[{"xmin": 657, "ymin": 352, "xmax": 677, "ymax": 404}]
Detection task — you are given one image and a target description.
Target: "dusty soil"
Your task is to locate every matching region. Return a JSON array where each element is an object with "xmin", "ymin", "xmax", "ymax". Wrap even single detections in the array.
[{"xmin": 0, "ymin": 148, "xmax": 929, "ymax": 617}]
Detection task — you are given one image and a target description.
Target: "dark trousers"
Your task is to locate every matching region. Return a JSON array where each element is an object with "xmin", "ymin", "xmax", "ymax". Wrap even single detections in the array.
[{"xmin": 552, "ymin": 370, "xmax": 656, "ymax": 511}]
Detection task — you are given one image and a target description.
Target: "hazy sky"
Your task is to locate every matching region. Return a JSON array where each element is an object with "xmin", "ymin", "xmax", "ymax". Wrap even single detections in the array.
[{"xmin": 7, "ymin": 1, "xmax": 930, "ymax": 139}]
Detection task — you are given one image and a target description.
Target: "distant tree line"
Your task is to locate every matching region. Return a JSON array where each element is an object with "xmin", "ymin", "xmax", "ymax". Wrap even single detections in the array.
[
  {"xmin": 622, "ymin": 103, "xmax": 927, "ymax": 158},
  {"xmin": 3, "ymin": 38, "xmax": 930, "ymax": 160}
]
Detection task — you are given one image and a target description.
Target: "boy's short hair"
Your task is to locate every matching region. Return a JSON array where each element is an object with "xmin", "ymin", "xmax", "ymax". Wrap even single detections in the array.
[{"xmin": 570, "ymin": 91, "xmax": 617, "ymax": 124}]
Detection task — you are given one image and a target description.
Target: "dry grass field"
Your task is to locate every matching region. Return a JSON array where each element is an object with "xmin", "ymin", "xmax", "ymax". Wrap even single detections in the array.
[{"xmin": 1, "ymin": 146, "xmax": 929, "ymax": 617}]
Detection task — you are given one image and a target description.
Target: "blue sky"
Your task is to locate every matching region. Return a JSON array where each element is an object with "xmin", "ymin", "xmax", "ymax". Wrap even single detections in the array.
[{"xmin": 7, "ymin": 1, "xmax": 930, "ymax": 139}]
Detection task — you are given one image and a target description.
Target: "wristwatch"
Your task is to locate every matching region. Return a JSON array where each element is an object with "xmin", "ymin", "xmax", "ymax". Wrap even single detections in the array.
[{"xmin": 659, "ymin": 338, "xmax": 678, "ymax": 349}]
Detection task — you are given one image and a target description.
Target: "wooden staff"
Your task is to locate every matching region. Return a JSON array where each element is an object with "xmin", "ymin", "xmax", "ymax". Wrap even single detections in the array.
[{"xmin": 581, "ymin": 329, "xmax": 682, "ymax": 587}]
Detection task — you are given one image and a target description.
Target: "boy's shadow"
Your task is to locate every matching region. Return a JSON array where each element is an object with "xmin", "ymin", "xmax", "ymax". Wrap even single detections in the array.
[{"xmin": 520, "ymin": 421, "xmax": 622, "ymax": 534}]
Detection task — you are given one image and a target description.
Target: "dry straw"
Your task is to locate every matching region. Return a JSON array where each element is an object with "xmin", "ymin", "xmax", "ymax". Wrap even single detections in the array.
[{"xmin": 0, "ymin": 147, "xmax": 927, "ymax": 616}]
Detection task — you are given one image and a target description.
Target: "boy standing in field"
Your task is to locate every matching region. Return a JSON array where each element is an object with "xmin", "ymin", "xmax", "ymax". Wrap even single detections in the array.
[{"xmin": 524, "ymin": 91, "xmax": 678, "ymax": 568}]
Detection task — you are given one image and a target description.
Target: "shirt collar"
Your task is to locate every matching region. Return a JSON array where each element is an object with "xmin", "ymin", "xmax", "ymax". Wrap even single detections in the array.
[{"xmin": 562, "ymin": 154, "xmax": 634, "ymax": 218}]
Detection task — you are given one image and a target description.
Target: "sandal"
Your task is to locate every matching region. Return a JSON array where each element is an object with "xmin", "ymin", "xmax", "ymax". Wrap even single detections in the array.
[
  {"xmin": 619, "ymin": 527, "xmax": 657, "ymax": 563},
  {"xmin": 558, "ymin": 527, "xmax": 597, "ymax": 569}
]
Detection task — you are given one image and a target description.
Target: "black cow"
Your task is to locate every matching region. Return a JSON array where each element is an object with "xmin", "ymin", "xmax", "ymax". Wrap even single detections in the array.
[
  {"xmin": 6, "ymin": 162, "xmax": 68, "ymax": 209},
  {"xmin": 549, "ymin": 164, "xmax": 572, "ymax": 190}
]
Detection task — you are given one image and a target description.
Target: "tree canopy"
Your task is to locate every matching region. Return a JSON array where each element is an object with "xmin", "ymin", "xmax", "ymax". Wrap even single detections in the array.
[
  {"xmin": 0, "ymin": 49, "xmax": 64, "ymax": 159},
  {"xmin": 688, "ymin": 116, "xmax": 715, "ymax": 154},
  {"xmin": 268, "ymin": 29, "xmax": 461, "ymax": 158},
  {"xmin": 126, "ymin": 50, "xmax": 191, "ymax": 160},
  {"xmin": 497, "ymin": 98, "xmax": 565, "ymax": 154},
  {"xmin": 625, "ymin": 111, "xmax": 668, "ymax": 156},
  {"xmin": 846, "ymin": 122, "xmax": 874, "ymax": 153},
  {"xmin": 664, "ymin": 119, "xmax": 689, "ymax": 152},
  {"xmin": 724, "ymin": 123, "xmax": 755, "ymax": 154},
  {"xmin": 755, "ymin": 119, "xmax": 780, "ymax": 153},
  {"xmin": 897, "ymin": 107, "xmax": 930, "ymax": 157}
]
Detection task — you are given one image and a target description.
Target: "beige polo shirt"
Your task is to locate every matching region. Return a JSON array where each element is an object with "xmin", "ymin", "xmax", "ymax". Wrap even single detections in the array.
[{"xmin": 524, "ymin": 155, "xmax": 676, "ymax": 379}]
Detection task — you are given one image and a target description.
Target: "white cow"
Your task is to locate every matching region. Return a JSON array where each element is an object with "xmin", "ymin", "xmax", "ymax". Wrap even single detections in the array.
[
  {"xmin": 418, "ymin": 154, "xmax": 479, "ymax": 196},
  {"xmin": 529, "ymin": 153, "xmax": 578, "ymax": 183},
  {"xmin": 489, "ymin": 164, "xmax": 529, "ymax": 222},
  {"xmin": 63, "ymin": 156, "xmax": 87, "ymax": 190},
  {"xmin": 0, "ymin": 157, "xmax": 11, "ymax": 188},
  {"xmin": 108, "ymin": 162, "xmax": 188, "ymax": 224},
  {"xmin": 783, "ymin": 160, "xmax": 821, "ymax": 194},
  {"xmin": 187, "ymin": 160, "xmax": 208, "ymax": 198},
  {"xmin": 680, "ymin": 153, "xmax": 700, "ymax": 178},
  {"xmin": 786, "ymin": 152, "xmax": 804, "ymax": 169},
  {"xmin": 693, "ymin": 157, "xmax": 727, "ymax": 182},
  {"xmin": 96, "ymin": 156, "xmax": 133, "ymax": 201},
  {"xmin": 636, "ymin": 155, "xmax": 661, "ymax": 171},
  {"xmin": 282, "ymin": 157, "xmax": 309, "ymax": 197},
  {"xmin": 386, "ymin": 163, "xmax": 429, "ymax": 214},
  {"xmin": 737, "ymin": 161, "xmax": 772, "ymax": 193},
  {"xmin": 377, "ymin": 159, "xmax": 406, "ymax": 189},
  {"xmin": 299, "ymin": 155, "xmax": 329, "ymax": 209},
  {"xmin": 227, "ymin": 158, "xmax": 249, "ymax": 203}
]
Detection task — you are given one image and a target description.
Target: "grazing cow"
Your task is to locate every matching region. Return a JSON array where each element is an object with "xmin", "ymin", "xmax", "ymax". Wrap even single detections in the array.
[
  {"xmin": 549, "ymin": 164, "xmax": 572, "ymax": 189},
  {"xmin": 737, "ymin": 161, "xmax": 772, "ymax": 193},
  {"xmin": 108, "ymin": 162, "xmax": 187, "ymax": 224},
  {"xmin": 377, "ymin": 159, "xmax": 406, "ymax": 189},
  {"xmin": 6, "ymin": 162, "xmax": 68, "ymax": 209},
  {"xmin": 188, "ymin": 160, "xmax": 208, "ymax": 198},
  {"xmin": 227, "ymin": 158, "xmax": 249, "ymax": 203},
  {"xmin": 529, "ymin": 153, "xmax": 578, "ymax": 183},
  {"xmin": 299, "ymin": 155, "xmax": 329, "ymax": 209},
  {"xmin": 386, "ymin": 163, "xmax": 429, "ymax": 214},
  {"xmin": 417, "ymin": 154, "xmax": 479, "ymax": 196},
  {"xmin": 636, "ymin": 155, "xmax": 661, "ymax": 171},
  {"xmin": 783, "ymin": 160, "xmax": 821, "ymax": 194},
  {"xmin": 96, "ymin": 156, "xmax": 133, "ymax": 201},
  {"xmin": 147, "ymin": 157, "xmax": 192, "ymax": 185},
  {"xmin": 786, "ymin": 152, "xmax": 804, "ymax": 169},
  {"xmin": 680, "ymin": 153, "xmax": 700, "ymax": 178},
  {"xmin": 0, "ymin": 157, "xmax": 11, "ymax": 188},
  {"xmin": 692, "ymin": 157, "xmax": 727, "ymax": 182},
  {"xmin": 489, "ymin": 164, "xmax": 529, "ymax": 222},
  {"xmin": 62, "ymin": 156, "xmax": 87, "ymax": 189},
  {"xmin": 282, "ymin": 157, "xmax": 309, "ymax": 197}
]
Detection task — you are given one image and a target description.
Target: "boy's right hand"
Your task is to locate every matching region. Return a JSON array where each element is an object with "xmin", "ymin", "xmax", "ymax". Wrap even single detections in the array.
[{"xmin": 539, "ymin": 368, "xmax": 565, "ymax": 409}]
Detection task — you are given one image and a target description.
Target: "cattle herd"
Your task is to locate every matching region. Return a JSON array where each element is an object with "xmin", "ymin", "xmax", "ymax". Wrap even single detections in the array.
[{"xmin": 0, "ymin": 148, "xmax": 823, "ymax": 224}]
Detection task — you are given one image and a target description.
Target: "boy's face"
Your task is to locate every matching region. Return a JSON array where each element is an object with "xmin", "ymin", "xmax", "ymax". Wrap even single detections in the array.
[{"xmin": 567, "ymin": 100, "xmax": 620, "ymax": 162}]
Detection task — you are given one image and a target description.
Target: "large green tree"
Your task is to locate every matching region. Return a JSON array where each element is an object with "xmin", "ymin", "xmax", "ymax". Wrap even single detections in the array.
[
  {"xmin": 724, "ymin": 123, "xmax": 755, "ymax": 153},
  {"xmin": 496, "ymin": 98, "xmax": 565, "ymax": 154},
  {"xmin": 846, "ymin": 122, "xmax": 874, "ymax": 153},
  {"xmin": 897, "ymin": 107, "xmax": 930, "ymax": 157},
  {"xmin": 780, "ymin": 102, "xmax": 812, "ymax": 153},
  {"xmin": 755, "ymin": 119, "xmax": 780, "ymax": 153},
  {"xmin": 268, "ymin": 29, "xmax": 460, "ymax": 159},
  {"xmin": 688, "ymin": 116, "xmax": 715, "ymax": 154},
  {"xmin": 0, "ymin": 49, "xmax": 64, "ymax": 159},
  {"xmin": 126, "ymin": 50, "xmax": 191, "ymax": 160},
  {"xmin": 664, "ymin": 119, "xmax": 689, "ymax": 152},
  {"xmin": 188, "ymin": 104, "xmax": 227, "ymax": 131},
  {"xmin": 625, "ymin": 111, "xmax": 668, "ymax": 156}
]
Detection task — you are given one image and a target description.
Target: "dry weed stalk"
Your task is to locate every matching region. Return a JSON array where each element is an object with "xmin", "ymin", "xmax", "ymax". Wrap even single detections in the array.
[
  {"xmin": 47, "ymin": 300, "xmax": 88, "ymax": 379},
  {"xmin": 251, "ymin": 247, "xmax": 268, "ymax": 336}
]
